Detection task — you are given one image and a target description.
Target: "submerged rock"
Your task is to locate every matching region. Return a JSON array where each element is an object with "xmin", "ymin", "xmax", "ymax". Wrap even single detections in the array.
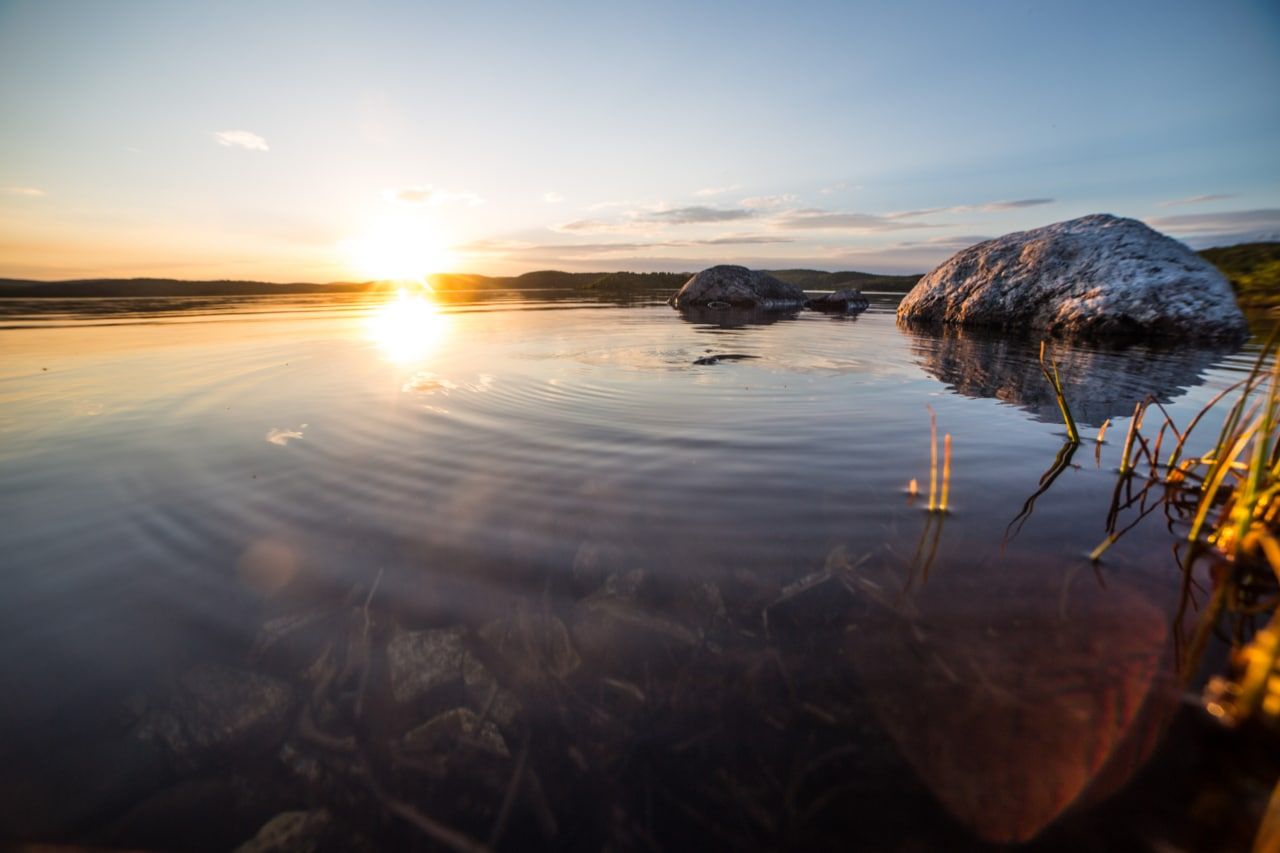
[
  {"xmin": 386, "ymin": 627, "xmax": 467, "ymax": 705},
  {"xmin": 672, "ymin": 265, "xmax": 807, "ymax": 309},
  {"xmin": 235, "ymin": 810, "xmax": 333, "ymax": 853},
  {"xmin": 234, "ymin": 809, "xmax": 373, "ymax": 853},
  {"xmin": 403, "ymin": 708, "xmax": 509, "ymax": 757},
  {"xmin": 806, "ymin": 288, "xmax": 870, "ymax": 313},
  {"xmin": 137, "ymin": 664, "xmax": 294, "ymax": 769},
  {"xmin": 897, "ymin": 214, "xmax": 1247, "ymax": 339}
]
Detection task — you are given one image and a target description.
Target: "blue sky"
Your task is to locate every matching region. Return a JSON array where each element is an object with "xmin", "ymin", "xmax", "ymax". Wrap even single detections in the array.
[{"xmin": 1, "ymin": 0, "xmax": 1277, "ymax": 280}]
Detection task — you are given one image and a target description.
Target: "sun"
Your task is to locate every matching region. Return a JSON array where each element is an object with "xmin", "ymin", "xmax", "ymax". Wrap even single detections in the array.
[
  {"xmin": 341, "ymin": 218, "xmax": 455, "ymax": 282},
  {"xmin": 366, "ymin": 289, "xmax": 449, "ymax": 363}
]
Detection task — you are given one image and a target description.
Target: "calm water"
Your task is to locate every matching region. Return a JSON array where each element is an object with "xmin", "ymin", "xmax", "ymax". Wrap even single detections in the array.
[{"xmin": 0, "ymin": 290, "xmax": 1273, "ymax": 850}]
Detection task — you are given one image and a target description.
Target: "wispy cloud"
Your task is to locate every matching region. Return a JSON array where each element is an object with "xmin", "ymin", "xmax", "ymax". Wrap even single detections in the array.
[
  {"xmin": 694, "ymin": 184, "xmax": 742, "ymax": 197},
  {"xmin": 644, "ymin": 205, "xmax": 755, "ymax": 224},
  {"xmin": 740, "ymin": 194, "xmax": 799, "ymax": 210},
  {"xmin": 773, "ymin": 209, "xmax": 938, "ymax": 231},
  {"xmin": 3, "ymin": 186, "xmax": 45, "ymax": 197},
  {"xmin": 694, "ymin": 234, "xmax": 794, "ymax": 246},
  {"xmin": 555, "ymin": 197, "xmax": 1029, "ymax": 240},
  {"xmin": 976, "ymin": 198, "xmax": 1054, "ymax": 211},
  {"xmin": 458, "ymin": 234, "xmax": 794, "ymax": 258},
  {"xmin": 385, "ymin": 186, "xmax": 485, "ymax": 207},
  {"xmin": 453, "ymin": 238, "xmax": 540, "ymax": 254},
  {"xmin": 1146, "ymin": 208, "xmax": 1280, "ymax": 235},
  {"xmin": 881, "ymin": 235, "xmax": 993, "ymax": 251},
  {"xmin": 214, "ymin": 130, "xmax": 270, "ymax": 151},
  {"xmin": 556, "ymin": 204, "xmax": 757, "ymax": 232},
  {"xmin": 818, "ymin": 182, "xmax": 854, "ymax": 196},
  {"xmin": 551, "ymin": 218, "xmax": 650, "ymax": 234},
  {"xmin": 543, "ymin": 191, "xmax": 565, "ymax": 204},
  {"xmin": 1158, "ymin": 193, "xmax": 1235, "ymax": 208},
  {"xmin": 888, "ymin": 198, "xmax": 1055, "ymax": 219}
]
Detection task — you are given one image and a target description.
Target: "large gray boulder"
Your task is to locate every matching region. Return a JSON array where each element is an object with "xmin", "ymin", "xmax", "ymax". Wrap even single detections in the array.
[
  {"xmin": 897, "ymin": 214, "xmax": 1247, "ymax": 339},
  {"xmin": 672, "ymin": 265, "xmax": 806, "ymax": 309}
]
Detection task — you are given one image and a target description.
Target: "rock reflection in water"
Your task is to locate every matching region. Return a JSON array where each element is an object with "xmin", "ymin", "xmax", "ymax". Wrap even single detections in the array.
[
  {"xmin": 844, "ymin": 544, "xmax": 1179, "ymax": 844},
  {"xmin": 904, "ymin": 325, "xmax": 1236, "ymax": 427},
  {"xmin": 676, "ymin": 305, "xmax": 800, "ymax": 330}
]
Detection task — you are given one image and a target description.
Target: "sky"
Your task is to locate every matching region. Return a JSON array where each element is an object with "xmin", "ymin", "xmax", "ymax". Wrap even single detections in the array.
[{"xmin": 1, "ymin": 0, "xmax": 1278, "ymax": 281}]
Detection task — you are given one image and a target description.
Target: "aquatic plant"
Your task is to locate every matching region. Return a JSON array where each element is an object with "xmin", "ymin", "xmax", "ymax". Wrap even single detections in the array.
[
  {"xmin": 924, "ymin": 405, "xmax": 952, "ymax": 513},
  {"xmin": 1087, "ymin": 329, "xmax": 1280, "ymax": 730},
  {"xmin": 1038, "ymin": 341, "xmax": 1080, "ymax": 444}
]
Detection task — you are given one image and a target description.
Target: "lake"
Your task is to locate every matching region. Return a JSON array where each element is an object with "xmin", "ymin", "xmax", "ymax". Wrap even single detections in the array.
[{"xmin": 0, "ymin": 289, "xmax": 1273, "ymax": 850}]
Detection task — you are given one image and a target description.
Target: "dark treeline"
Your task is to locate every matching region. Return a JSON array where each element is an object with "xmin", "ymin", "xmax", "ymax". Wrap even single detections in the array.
[
  {"xmin": 0, "ymin": 268, "xmax": 924, "ymax": 298},
  {"xmin": 3, "ymin": 244, "xmax": 1273, "ymax": 300}
]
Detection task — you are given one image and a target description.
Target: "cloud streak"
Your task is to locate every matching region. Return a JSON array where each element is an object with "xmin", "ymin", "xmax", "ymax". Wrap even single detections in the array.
[
  {"xmin": 214, "ymin": 130, "xmax": 269, "ymax": 151},
  {"xmin": 694, "ymin": 184, "xmax": 741, "ymax": 197},
  {"xmin": 458, "ymin": 234, "xmax": 795, "ymax": 258},
  {"xmin": 1146, "ymin": 208, "xmax": 1280, "ymax": 235},
  {"xmin": 888, "ymin": 198, "xmax": 1055, "ymax": 218},
  {"xmin": 644, "ymin": 205, "xmax": 756, "ymax": 224},
  {"xmin": 3, "ymin": 186, "xmax": 45, "ymax": 197},
  {"xmin": 773, "ymin": 209, "xmax": 938, "ymax": 231},
  {"xmin": 1158, "ymin": 193, "xmax": 1235, "ymax": 208}
]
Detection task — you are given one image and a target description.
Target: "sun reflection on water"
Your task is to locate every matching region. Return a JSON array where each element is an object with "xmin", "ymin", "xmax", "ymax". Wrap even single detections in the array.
[{"xmin": 366, "ymin": 288, "xmax": 449, "ymax": 363}]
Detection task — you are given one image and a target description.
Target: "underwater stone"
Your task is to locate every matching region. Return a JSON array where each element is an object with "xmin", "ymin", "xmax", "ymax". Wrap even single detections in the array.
[
  {"xmin": 136, "ymin": 664, "xmax": 294, "ymax": 770},
  {"xmin": 386, "ymin": 627, "xmax": 467, "ymax": 705}
]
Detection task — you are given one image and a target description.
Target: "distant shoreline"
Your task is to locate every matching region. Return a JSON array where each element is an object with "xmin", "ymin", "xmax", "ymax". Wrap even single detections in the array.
[
  {"xmin": 0, "ymin": 269, "xmax": 925, "ymax": 299},
  {"xmin": 3, "ymin": 242, "xmax": 1274, "ymax": 302}
]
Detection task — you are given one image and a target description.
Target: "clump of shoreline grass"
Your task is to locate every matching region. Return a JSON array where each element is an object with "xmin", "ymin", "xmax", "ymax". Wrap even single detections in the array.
[{"xmin": 1080, "ymin": 329, "xmax": 1280, "ymax": 730}]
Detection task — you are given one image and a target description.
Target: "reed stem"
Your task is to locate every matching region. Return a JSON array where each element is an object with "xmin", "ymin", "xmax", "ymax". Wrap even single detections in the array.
[
  {"xmin": 1039, "ymin": 341, "xmax": 1080, "ymax": 444},
  {"xmin": 940, "ymin": 433, "xmax": 952, "ymax": 512},
  {"xmin": 927, "ymin": 405, "xmax": 938, "ymax": 512}
]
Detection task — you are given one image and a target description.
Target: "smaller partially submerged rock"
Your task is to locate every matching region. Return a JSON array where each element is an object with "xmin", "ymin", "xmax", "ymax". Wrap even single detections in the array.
[
  {"xmin": 692, "ymin": 353, "xmax": 759, "ymax": 365},
  {"xmin": 897, "ymin": 214, "xmax": 1247, "ymax": 339},
  {"xmin": 806, "ymin": 288, "xmax": 870, "ymax": 313},
  {"xmin": 672, "ymin": 265, "xmax": 807, "ymax": 309}
]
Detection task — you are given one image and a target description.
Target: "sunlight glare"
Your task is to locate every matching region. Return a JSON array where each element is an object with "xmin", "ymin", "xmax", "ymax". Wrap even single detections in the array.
[
  {"xmin": 342, "ymin": 218, "xmax": 455, "ymax": 282},
  {"xmin": 366, "ymin": 289, "xmax": 449, "ymax": 363}
]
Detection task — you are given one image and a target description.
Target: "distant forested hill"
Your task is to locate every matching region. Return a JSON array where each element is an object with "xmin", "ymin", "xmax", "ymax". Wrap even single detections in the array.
[
  {"xmin": 767, "ymin": 269, "xmax": 922, "ymax": 293},
  {"xmin": 2, "ymin": 246, "xmax": 1272, "ymax": 303},
  {"xmin": 1197, "ymin": 243, "xmax": 1280, "ymax": 307},
  {"xmin": 0, "ymin": 277, "xmax": 394, "ymax": 297},
  {"xmin": 0, "ymin": 268, "xmax": 921, "ymax": 297},
  {"xmin": 6, "ymin": 249, "xmax": 1267, "ymax": 301}
]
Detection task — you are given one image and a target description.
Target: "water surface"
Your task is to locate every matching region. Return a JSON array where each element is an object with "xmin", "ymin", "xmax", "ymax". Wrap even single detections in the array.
[{"xmin": 0, "ymin": 290, "xmax": 1271, "ymax": 850}]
